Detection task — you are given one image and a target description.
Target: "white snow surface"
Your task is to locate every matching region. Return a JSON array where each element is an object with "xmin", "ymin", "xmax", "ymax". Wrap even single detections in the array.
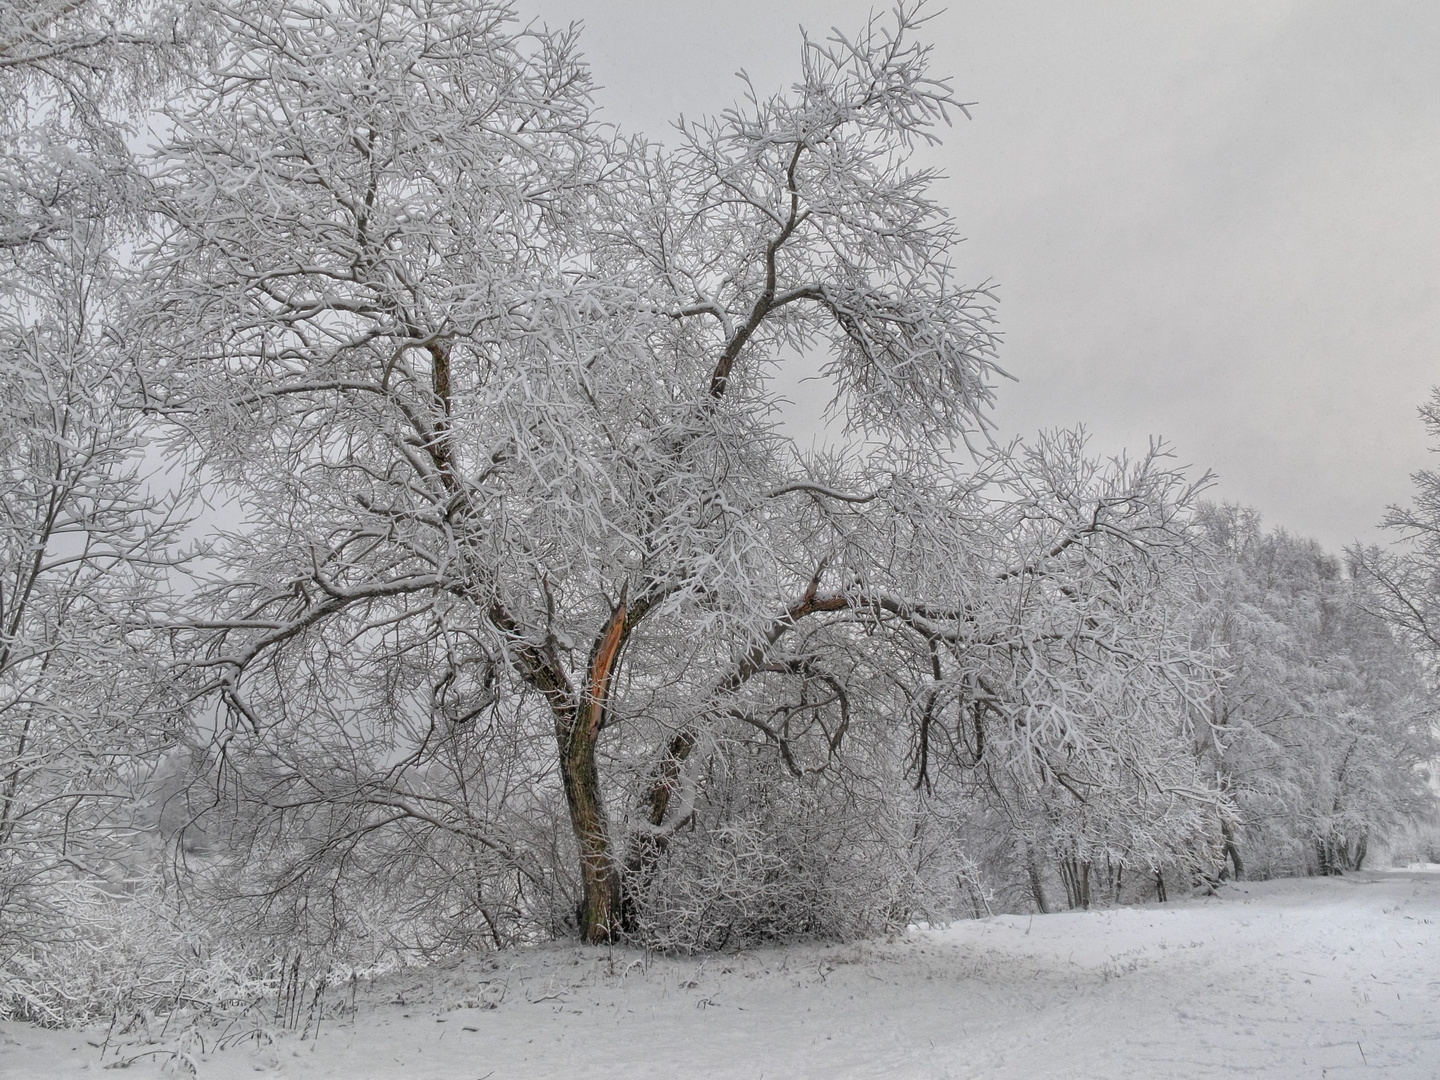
[{"xmin": 4, "ymin": 869, "xmax": 1438, "ymax": 1079}]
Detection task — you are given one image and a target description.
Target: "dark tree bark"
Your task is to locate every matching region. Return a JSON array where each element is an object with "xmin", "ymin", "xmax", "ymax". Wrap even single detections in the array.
[
  {"xmin": 1221, "ymin": 818, "xmax": 1245, "ymax": 881},
  {"xmin": 1058, "ymin": 857, "xmax": 1091, "ymax": 909},
  {"xmin": 557, "ymin": 590, "xmax": 630, "ymax": 943},
  {"xmin": 1026, "ymin": 848, "xmax": 1050, "ymax": 914}
]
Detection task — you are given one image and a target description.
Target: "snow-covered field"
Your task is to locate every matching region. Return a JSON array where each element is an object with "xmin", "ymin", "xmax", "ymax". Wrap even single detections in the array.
[{"xmin": 5, "ymin": 868, "xmax": 1437, "ymax": 1079}]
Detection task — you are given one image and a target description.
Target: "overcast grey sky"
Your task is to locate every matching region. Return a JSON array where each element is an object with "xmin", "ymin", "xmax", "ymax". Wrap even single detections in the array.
[{"xmin": 523, "ymin": 0, "xmax": 1440, "ymax": 556}]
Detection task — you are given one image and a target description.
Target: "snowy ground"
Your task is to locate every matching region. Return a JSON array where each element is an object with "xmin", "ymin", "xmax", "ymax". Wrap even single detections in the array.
[{"xmin": 4, "ymin": 868, "xmax": 1438, "ymax": 1079}]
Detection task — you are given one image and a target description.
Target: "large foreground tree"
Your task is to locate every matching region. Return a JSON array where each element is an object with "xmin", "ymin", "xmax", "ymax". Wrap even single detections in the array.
[{"xmin": 138, "ymin": 0, "xmax": 1224, "ymax": 945}]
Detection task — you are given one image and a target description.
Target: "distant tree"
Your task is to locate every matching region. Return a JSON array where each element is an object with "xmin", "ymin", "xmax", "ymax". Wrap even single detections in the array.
[
  {"xmin": 1353, "ymin": 388, "xmax": 1440, "ymax": 666},
  {"xmin": 1196, "ymin": 506, "xmax": 1434, "ymax": 878}
]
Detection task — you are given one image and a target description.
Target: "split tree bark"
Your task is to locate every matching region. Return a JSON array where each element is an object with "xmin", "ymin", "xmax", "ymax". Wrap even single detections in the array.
[{"xmin": 558, "ymin": 588, "xmax": 630, "ymax": 942}]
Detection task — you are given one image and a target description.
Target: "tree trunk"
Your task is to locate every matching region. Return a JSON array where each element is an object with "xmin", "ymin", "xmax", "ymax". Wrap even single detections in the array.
[
  {"xmin": 1025, "ymin": 847, "xmax": 1050, "ymax": 914},
  {"xmin": 1057, "ymin": 856, "xmax": 1091, "ymax": 909},
  {"xmin": 560, "ymin": 719, "xmax": 621, "ymax": 943},
  {"xmin": 619, "ymin": 726, "xmax": 698, "ymax": 933},
  {"xmin": 550, "ymin": 588, "xmax": 632, "ymax": 943},
  {"xmin": 1315, "ymin": 837, "xmax": 1337, "ymax": 876},
  {"xmin": 1221, "ymin": 818, "xmax": 1244, "ymax": 881}
]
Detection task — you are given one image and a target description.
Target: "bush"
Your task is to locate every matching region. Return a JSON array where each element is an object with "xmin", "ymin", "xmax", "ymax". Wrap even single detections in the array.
[{"xmin": 0, "ymin": 878, "xmax": 273, "ymax": 1028}]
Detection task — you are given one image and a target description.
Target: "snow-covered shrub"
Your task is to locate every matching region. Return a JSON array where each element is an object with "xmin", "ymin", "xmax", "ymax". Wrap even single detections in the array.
[
  {"xmin": 0, "ymin": 877, "xmax": 273, "ymax": 1027},
  {"xmin": 623, "ymin": 738, "xmax": 974, "ymax": 950}
]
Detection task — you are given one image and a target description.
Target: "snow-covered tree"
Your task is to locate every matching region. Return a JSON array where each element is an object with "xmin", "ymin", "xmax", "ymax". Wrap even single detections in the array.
[
  {"xmin": 1354, "ymin": 389, "xmax": 1440, "ymax": 669},
  {"xmin": 0, "ymin": 0, "xmax": 195, "ymax": 1008},
  {"xmin": 133, "ymin": 0, "xmax": 1227, "ymax": 946},
  {"xmin": 1196, "ymin": 506, "xmax": 1434, "ymax": 878}
]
